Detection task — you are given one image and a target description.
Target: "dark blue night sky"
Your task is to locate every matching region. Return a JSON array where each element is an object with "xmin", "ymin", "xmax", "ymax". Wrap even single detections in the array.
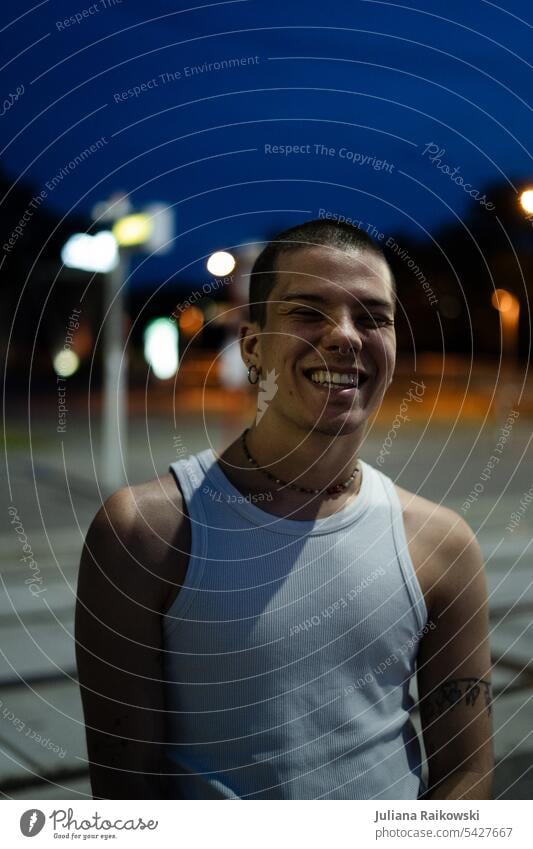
[{"xmin": 2, "ymin": 0, "xmax": 532, "ymax": 288}]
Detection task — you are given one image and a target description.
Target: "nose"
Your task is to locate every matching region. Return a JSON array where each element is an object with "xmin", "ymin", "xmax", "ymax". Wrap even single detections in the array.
[{"xmin": 322, "ymin": 313, "xmax": 363, "ymax": 358}]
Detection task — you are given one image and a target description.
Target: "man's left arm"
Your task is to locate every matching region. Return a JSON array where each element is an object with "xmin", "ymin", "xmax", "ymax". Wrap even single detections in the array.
[{"xmin": 416, "ymin": 514, "xmax": 494, "ymax": 799}]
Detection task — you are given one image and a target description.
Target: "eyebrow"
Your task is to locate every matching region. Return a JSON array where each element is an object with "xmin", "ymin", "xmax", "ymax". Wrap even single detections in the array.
[{"xmin": 279, "ymin": 292, "xmax": 394, "ymax": 310}]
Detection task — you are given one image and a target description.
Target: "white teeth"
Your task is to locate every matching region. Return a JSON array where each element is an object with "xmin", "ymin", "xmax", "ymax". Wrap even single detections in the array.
[{"xmin": 309, "ymin": 370, "xmax": 358, "ymax": 386}]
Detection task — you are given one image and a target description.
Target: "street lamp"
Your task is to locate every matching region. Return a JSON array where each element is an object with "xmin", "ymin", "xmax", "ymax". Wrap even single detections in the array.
[
  {"xmin": 491, "ymin": 288, "xmax": 520, "ymax": 360},
  {"xmin": 100, "ymin": 202, "xmax": 174, "ymax": 491},
  {"xmin": 112, "ymin": 213, "xmax": 153, "ymax": 247},
  {"xmin": 61, "ymin": 231, "xmax": 118, "ymax": 273},
  {"xmin": 61, "ymin": 228, "xmax": 126, "ymax": 491},
  {"xmin": 519, "ymin": 188, "xmax": 533, "ymax": 216},
  {"xmin": 61, "ymin": 198, "xmax": 174, "ymax": 493},
  {"xmin": 206, "ymin": 251, "xmax": 236, "ymax": 276}
]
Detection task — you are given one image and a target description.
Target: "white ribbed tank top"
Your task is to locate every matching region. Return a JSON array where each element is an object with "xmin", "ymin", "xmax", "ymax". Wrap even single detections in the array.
[{"xmin": 162, "ymin": 448, "xmax": 428, "ymax": 799}]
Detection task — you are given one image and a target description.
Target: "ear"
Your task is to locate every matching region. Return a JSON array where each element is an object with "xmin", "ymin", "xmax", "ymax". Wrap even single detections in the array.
[{"xmin": 238, "ymin": 319, "xmax": 261, "ymax": 366}]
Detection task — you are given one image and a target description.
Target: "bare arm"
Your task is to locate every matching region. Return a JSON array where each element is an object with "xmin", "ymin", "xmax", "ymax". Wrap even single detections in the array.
[
  {"xmin": 416, "ymin": 515, "xmax": 494, "ymax": 800},
  {"xmin": 75, "ymin": 484, "xmax": 184, "ymax": 799}
]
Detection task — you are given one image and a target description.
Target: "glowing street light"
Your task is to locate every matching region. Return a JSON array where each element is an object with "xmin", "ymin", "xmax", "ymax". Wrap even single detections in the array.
[
  {"xmin": 206, "ymin": 251, "xmax": 236, "ymax": 276},
  {"xmin": 492, "ymin": 288, "xmax": 520, "ymax": 360},
  {"xmin": 61, "ymin": 231, "xmax": 118, "ymax": 273},
  {"xmin": 519, "ymin": 188, "xmax": 533, "ymax": 215},
  {"xmin": 491, "ymin": 289, "xmax": 516, "ymax": 314},
  {"xmin": 112, "ymin": 204, "xmax": 174, "ymax": 253},
  {"xmin": 60, "ymin": 225, "xmax": 125, "ymax": 491},
  {"xmin": 112, "ymin": 213, "xmax": 153, "ymax": 247},
  {"xmin": 62, "ymin": 198, "xmax": 175, "ymax": 491}
]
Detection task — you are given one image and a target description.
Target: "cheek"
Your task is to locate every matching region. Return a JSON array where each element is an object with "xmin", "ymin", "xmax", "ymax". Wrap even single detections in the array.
[
  {"xmin": 366, "ymin": 331, "xmax": 393, "ymax": 353},
  {"xmin": 383, "ymin": 345, "xmax": 396, "ymax": 375},
  {"xmin": 384, "ymin": 336, "xmax": 396, "ymax": 361},
  {"xmin": 366, "ymin": 333, "xmax": 396, "ymax": 380},
  {"xmin": 378, "ymin": 330, "xmax": 396, "ymax": 358},
  {"xmin": 271, "ymin": 334, "xmax": 312, "ymax": 365}
]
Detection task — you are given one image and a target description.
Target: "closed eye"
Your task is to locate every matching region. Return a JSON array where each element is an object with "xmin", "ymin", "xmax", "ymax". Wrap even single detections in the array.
[
  {"xmin": 359, "ymin": 315, "xmax": 394, "ymax": 327},
  {"xmin": 289, "ymin": 309, "xmax": 393, "ymax": 327},
  {"xmin": 290, "ymin": 308, "xmax": 323, "ymax": 318}
]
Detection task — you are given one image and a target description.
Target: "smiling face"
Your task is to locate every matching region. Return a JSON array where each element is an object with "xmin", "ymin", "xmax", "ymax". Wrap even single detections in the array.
[{"xmin": 240, "ymin": 245, "xmax": 396, "ymax": 437}]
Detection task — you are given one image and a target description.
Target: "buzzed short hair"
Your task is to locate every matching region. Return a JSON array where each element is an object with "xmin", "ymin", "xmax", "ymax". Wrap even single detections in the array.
[{"xmin": 248, "ymin": 218, "xmax": 395, "ymax": 327}]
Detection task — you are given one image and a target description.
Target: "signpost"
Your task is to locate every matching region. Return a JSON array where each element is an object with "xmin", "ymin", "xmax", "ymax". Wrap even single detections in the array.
[{"xmin": 63, "ymin": 195, "xmax": 174, "ymax": 492}]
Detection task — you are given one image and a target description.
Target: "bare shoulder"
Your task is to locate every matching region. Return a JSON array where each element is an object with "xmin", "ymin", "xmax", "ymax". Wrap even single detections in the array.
[
  {"xmin": 81, "ymin": 473, "xmax": 190, "ymax": 612},
  {"xmin": 88, "ymin": 473, "xmax": 187, "ymax": 553},
  {"xmin": 393, "ymin": 485, "xmax": 483, "ymax": 614},
  {"xmin": 394, "ymin": 484, "xmax": 478, "ymax": 552}
]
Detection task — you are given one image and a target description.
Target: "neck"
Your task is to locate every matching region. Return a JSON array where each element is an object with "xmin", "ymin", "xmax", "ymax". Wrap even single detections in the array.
[{"xmin": 244, "ymin": 415, "xmax": 364, "ymax": 494}]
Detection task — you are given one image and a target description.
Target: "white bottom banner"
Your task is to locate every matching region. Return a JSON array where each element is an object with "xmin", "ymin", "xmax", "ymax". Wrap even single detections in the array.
[{"xmin": 2, "ymin": 799, "xmax": 529, "ymax": 847}]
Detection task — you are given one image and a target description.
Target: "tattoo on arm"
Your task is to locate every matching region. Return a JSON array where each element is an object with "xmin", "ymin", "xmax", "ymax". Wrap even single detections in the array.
[{"xmin": 420, "ymin": 677, "xmax": 492, "ymax": 725}]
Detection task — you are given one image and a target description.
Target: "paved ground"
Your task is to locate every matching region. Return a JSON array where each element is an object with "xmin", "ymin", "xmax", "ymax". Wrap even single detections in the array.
[{"xmin": 1, "ymin": 387, "xmax": 532, "ymax": 799}]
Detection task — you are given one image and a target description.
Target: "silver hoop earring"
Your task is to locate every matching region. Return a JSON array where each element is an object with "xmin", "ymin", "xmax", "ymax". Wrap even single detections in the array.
[{"xmin": 247, "ymin": 364, "xmax": 260, "ymax": 385}]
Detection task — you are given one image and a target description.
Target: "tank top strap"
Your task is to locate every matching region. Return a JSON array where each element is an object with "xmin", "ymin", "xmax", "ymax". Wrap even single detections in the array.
[
  {"xmin": 373, "ymin": 469, "xmax": 429, "ymax": 632},
  {"xmin": 167, "ymin": 452, "xmax": 211, "ymax": 621}
]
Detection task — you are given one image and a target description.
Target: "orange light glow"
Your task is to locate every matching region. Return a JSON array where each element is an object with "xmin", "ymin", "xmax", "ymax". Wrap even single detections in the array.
[
  {"xmin": 519, "ymin": 189, "xmax": 533, "ymax": 215},
  {"xmin": 491, "ymin": 289, "xmax": 517, "ymax": 314},
  {"xmin": 179, "ymin": 306, "xmax": 204, "ymax": 335}
]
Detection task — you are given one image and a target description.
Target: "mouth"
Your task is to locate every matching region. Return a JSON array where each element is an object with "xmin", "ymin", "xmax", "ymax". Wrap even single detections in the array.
[{"xmin": 302, "ymin": 367, "xmax": 369, "ymax": 398}]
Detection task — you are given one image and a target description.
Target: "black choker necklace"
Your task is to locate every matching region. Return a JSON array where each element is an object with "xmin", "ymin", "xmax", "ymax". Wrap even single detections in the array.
[{"xmin": 240, "ymin": 428, "xmax": 361, "ymax": 496}]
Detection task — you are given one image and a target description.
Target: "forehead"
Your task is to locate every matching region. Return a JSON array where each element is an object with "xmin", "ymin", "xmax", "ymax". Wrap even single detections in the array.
[{"xmin": 270, "ymin": 245, "xmax": 394, "ymax": 309}]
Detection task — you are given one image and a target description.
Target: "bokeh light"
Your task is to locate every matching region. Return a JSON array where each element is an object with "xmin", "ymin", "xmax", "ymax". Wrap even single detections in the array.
[
  {"xmin": 206, "ymin": 251, "xmax": 236, "ymax": 276},
  {"xmin": 519, "ymin": 189, "xmax": 533, "ymax": 215},
  {"xmin": 61, "ymin": 231, "xmax": 118, "ymax": 273},
  {"xmin": 53, "ymin": 349, "xmax": 80, "ymax": 378},
  {"xmin": 178, "ymin": 305, "xmax": 204, "ymax": 335},
  {"xmin": 143, "ymin": 318, "xmax": 179, "ymax": 379}
]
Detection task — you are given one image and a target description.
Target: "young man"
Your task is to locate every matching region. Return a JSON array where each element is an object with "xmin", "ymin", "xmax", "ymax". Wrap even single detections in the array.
[{"xmin": 75, "ymin": 219, "xmax": 493, "ymax": 800}]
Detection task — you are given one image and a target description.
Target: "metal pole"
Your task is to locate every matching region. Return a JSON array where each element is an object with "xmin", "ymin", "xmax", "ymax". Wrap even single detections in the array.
[{"xmin": 102, "ymin": 251, "xmax": 128, "ymax": 492}]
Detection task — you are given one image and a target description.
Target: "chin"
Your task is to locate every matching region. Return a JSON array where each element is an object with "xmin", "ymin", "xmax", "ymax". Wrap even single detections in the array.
[
  {"xmin": 312, "ymin": 417, "xmax": 366, "ymax": 437},
  {"xmin": 293, "ymin": 406, "xmax": 367, "ymax": 437}
]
